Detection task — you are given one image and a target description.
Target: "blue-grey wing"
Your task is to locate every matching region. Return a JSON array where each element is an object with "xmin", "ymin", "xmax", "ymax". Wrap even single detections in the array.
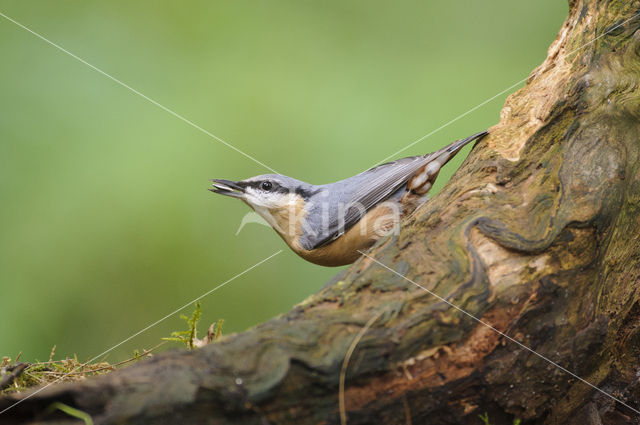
[
  {"xmin": 300, "ymin": 155, "xmax": 429, "ymax": 250},
  {"xmin": 300, "ymin": 130, "xmax": 488, "ymax": 250}
]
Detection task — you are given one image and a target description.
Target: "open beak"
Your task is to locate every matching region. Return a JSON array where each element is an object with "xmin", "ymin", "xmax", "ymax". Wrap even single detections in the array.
[{"xmin": 209, "ymin": 179, "xmax": 245, "ymax": 198}]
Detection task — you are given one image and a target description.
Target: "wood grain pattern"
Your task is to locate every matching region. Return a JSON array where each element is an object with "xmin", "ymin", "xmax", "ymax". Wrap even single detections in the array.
[{"xmin": 3, "ymin": 1, "xmax": 640, "ymax": 424}]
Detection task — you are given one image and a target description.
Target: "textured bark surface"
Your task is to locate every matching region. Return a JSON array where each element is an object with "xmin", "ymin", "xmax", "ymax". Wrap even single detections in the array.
[{"xmin": 3, "ymin": 1, "xmax": 640, "ymax": 424}]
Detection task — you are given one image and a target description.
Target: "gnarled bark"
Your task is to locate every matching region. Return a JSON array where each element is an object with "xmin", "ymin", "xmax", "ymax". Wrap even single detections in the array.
[{"xmin": 3, "ymin": 1, "xmax": 640, "ymax": 424}]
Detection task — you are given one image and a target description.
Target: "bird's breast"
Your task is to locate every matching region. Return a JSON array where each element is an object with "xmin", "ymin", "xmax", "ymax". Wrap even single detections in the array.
[
  {"xmin": 291, "ymin": 201, "xmax": 401, "ymax": 266},
  {"xmin": 262, "ymin": 194, "xmax": 308, "ymax": 245}
]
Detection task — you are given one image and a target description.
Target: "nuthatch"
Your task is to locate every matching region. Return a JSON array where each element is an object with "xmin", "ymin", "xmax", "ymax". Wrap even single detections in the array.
[{"xmin": 210, "ymin": 130, "xmax": 488, "ymax": 266}]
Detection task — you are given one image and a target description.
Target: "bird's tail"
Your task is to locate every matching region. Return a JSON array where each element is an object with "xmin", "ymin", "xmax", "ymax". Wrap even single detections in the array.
[
  {"xmin": 433, "ymin": 130, "xmax": 488, "ymax": 161},
  {"xmin": 406, "ymin": 130, "xmax": 489, "ymax": 194}
]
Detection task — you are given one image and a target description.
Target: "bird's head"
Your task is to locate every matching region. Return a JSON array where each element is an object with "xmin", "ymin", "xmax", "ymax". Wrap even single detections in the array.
[{"xmin": 210, "ymin": 174, "xmax": 318, "ymax": 240}]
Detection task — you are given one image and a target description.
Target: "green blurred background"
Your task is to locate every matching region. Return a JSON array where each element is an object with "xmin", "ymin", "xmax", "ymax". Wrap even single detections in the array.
[{"xmin": 0, "ymin": 1, "xmax": 567, "ymax": 362}]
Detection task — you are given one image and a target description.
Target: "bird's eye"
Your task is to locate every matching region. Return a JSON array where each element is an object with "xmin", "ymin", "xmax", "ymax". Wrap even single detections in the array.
[{"xmin": 261, "ymin": 181, "xmax": 272, "ymax": 191}]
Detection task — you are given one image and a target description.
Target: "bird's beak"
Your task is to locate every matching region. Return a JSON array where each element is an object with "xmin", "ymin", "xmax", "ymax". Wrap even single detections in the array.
[{"xmin": 209, "ymin": 179, "xmax": 245, "ymax": 198}]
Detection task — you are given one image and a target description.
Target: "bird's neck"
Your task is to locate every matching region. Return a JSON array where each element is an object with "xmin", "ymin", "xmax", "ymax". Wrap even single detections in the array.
[{"xmin": 252, "ymin": 194, "xmax": 308, "ymax": 246}]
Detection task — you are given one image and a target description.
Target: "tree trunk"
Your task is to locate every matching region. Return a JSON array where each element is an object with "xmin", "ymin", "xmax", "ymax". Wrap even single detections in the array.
[{"xmin": 3, "ymin": 1, "xmax": 640, "ymax": 424}]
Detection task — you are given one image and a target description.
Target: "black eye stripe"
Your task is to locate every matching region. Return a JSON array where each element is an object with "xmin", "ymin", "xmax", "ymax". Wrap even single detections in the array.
[
  {"xmin": 295, "ymin": 187, "xmax": 321, "ymax": 199},
  {"xmin": 238, "ymin": 180, "xmax": 320, "ymax": 198},
  {"xmin": 242, "ymin": 181, "xmax": 287, "ymax": 193}
]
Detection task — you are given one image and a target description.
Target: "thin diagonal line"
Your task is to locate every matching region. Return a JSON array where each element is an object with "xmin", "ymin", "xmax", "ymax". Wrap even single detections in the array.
[
  {"xmin": 339, "ymin": 310, "xmax": 385, "ymax": 425},
  {"xmin": 375, "ymin": 9, "xmax": 640, "ymax": 165},
  {"xmin": 358, "ymin": 250, "xmax": 640, "ymax": 416},
  {"xmin": 0, "ymin": 250, "xmax": 282, "ymax": 416},
  {"xmin": 0, "ymin": 11, "xmax": 279, "ymax": 174},
  {"xmin": 373, "ymin": 82, "xmax": 521, "ymax": 166}
]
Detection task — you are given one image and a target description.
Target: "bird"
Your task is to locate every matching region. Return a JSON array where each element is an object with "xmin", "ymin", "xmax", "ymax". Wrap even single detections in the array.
[{"xmin": 210, "ymin": 130, "xmax": 488, "ymax": 267}]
